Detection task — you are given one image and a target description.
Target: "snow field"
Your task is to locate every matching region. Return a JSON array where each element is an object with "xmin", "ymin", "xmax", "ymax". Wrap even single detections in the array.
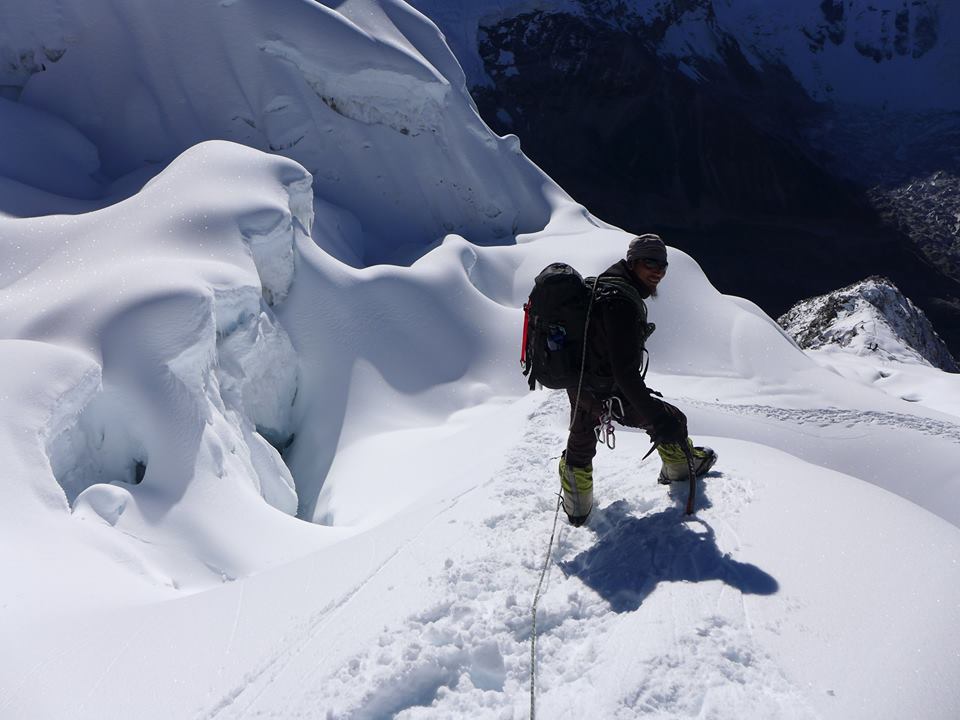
[
  {"xmin": 806, "ymin": 348, "xmax": 960, "ymax": 419},
  {"xmin": 308, "ymin": 391, "xmax": 959, "ymax": 720},
  {"xmin": 99, "ymin": 390, "xmax": 954, "ymax": 720}
]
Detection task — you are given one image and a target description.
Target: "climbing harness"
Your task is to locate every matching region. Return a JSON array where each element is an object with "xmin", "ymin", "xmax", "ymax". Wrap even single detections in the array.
[
  {"xmin": 594, "ymin": 395, "xmax": 624, "ymax": 450},
  {"xmin": 529, "ymin": 493, "xmax": 563, "ymax": 720}
]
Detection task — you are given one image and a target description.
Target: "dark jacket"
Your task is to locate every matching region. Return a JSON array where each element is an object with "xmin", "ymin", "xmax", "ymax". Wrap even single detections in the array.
[{"xmin": 587, "ymin": 260, "xmax": 666, "ymax": 426}]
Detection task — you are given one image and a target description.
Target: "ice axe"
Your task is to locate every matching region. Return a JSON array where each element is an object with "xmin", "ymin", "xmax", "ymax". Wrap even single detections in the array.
[
  {"xmin": 641, "ymin": 438, "xmax": 697, "ymax": 515},
  {"xmin": 681, "ymin": 442, "xmax": 697, "ymax": 515}
]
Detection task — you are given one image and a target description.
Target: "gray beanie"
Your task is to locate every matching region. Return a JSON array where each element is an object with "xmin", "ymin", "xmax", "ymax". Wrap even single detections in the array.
[{"xmin": 626, "ymin": 233, "xmax": 667, "ymax": 265}]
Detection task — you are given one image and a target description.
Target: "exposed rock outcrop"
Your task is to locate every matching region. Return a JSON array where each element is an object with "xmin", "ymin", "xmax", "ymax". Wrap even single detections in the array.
[{"xmin": 778, "ymin": 276, "xmax": 958, "ymax": 372}]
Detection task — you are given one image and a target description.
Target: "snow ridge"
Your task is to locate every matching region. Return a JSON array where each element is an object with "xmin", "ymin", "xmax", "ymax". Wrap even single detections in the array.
[
  {"xmin": 777, "ymin": 276, "xmax": 958, "ymax": 372},
  {"xmin": 683, "ymin": 397, "xmax": 960, "ymax": 445}
]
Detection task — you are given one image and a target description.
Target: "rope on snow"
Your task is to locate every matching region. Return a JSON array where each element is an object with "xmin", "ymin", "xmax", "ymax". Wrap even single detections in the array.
[{"xmin": 529, "ymin": 493, "xmax": 563, "ymax": 720}]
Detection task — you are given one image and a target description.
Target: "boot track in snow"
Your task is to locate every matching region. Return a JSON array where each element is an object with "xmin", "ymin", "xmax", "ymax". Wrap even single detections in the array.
[{"xmin": 205, "ymin": 391, "xmax": 818, "ymax": 719}]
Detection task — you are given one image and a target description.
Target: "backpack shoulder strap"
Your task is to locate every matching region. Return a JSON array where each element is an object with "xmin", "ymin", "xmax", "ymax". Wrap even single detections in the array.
[
  {"xmin": 592, "ymin": 276, "xmax": 646, "ymax": 321},
  {"xmin": 593, "ymin": 276, "xmax": 655, "ymax": 357}
]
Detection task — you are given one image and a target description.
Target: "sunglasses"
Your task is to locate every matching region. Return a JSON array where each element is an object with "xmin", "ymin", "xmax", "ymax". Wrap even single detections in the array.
[{"xmin": 640, "ymin": 258, "xmax": 668, "ymax": 270}]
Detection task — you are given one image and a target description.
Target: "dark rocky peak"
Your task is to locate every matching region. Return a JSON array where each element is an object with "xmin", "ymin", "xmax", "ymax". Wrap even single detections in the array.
[{"xmin": 802, "ymin": 0, "xmax": 938, "ymax": 60}]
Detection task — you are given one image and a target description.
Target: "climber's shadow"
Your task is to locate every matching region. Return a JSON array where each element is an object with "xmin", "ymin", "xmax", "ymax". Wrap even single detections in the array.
[{"xmin": 560, "ymin": 480, "xmax": 778, "ymax": 613}]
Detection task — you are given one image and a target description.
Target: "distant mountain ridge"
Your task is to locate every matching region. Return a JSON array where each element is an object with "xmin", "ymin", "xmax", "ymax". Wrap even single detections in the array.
[
  {"xmin": 409, "ymin": 0, "xmax": 960, "ymax": 355},
  {"xmin": 777, "ymin": 276, "xmax": 959, "ymax": 372},
  {"xmin": 413, "ymin": 0, "xmax": 960, "ymax": 113}
]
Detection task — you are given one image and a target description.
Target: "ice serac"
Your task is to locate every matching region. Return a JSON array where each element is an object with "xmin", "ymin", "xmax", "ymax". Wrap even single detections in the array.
[
  {"xmin": 4, "ymin": 0, "xmax": 563, "ymax": 265},
  {"xmin": 0, "ymin": 141, "xmax": 321, "ymax": 593},
  {"xmin": 778, "ymin": 276, "xmax": 959, "ymax": 372}
]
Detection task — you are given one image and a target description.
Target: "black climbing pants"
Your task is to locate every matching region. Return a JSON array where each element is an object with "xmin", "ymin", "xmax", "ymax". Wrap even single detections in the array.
[{"xmin": 565, "ymin": 388, "xmax": 654, "ymax": 468}]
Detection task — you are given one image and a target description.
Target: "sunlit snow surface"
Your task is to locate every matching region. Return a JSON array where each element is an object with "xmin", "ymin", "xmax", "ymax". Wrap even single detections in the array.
[{"xmin": 0, "ymin": 1, "xmax": 959, "ymax": 719}]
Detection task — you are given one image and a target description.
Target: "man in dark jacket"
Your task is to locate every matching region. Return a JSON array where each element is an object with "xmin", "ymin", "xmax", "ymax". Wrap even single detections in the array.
[{"xmin": 559, "ymin": 234, "xmax": 717, "ymax": 526}]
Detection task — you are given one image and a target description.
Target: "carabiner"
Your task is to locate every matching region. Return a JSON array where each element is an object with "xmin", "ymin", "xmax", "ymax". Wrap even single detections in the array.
[
  {"xmin": 606, "ymin": 396, "xmax": 624, "ymax": 422},
  {"xmin": 594, "ymin": 422, "xmax": 606, "ymax": 445},
  {"xmin": 604, "ymin": 425, "xmax": 616, "ymax": 449},
  {"xmin": 594, "ymin": 396, "xmax": 622, "ymax": 451}
]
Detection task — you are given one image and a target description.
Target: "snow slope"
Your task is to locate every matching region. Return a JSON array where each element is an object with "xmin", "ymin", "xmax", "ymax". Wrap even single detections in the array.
[
  {"xmin": 1, "ymin": 1, "xmax": 959, "ymax": 718},
  {"xmin": 1, "ymin": 0, "xmax": 564, "ymax": 265}
]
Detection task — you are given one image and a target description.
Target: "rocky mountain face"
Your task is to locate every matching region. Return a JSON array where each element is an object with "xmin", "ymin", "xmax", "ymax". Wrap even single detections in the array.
[
  {"xmin": 778, "ymin": 276, "xmax": 959, "ymax": 372},
  {"xmin": 869, "ymin": 170, "xmax": 960, "ymax": 289},
  {"xmin": 410, "ymin": 0, "xmax": 960, "ymax": 355},
  {"xmin": 800, "ymin": 0, "xmax": 937, "ymax": 60}
]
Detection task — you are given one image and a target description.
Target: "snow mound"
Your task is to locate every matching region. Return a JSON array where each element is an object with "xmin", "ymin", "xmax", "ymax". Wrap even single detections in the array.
[{"xmin": 778, "ymin": 275, "xmax": 958, "ymax": 371}]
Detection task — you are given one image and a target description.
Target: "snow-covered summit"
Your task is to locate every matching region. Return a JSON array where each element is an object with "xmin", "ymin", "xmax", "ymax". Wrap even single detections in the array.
[{"xmin": 778, "ymin": 276, "xmax": 959, "ymax": 372}]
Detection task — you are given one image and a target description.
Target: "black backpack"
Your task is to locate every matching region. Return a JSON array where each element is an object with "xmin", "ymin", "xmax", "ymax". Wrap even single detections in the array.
[
  {"xmin": 521, "ymin": 263, "xmax": 596, "ymax": 390},
  {"xmin": 521, "ymin": 263, "xmax": 652, "ymax": 391}
]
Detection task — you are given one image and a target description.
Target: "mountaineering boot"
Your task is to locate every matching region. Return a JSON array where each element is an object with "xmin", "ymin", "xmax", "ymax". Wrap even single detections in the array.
[
  {"xmin": 559, "ymin": 451, "xmax": 593, "ymax": 526},
  {"xmin": 657, "ymin": 441, "xmax": 717, "ymax": 484}
]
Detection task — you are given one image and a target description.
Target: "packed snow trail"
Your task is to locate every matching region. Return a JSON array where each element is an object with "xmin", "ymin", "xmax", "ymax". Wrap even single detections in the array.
[
  {"xmin": 204, "ymin": 392, "xmax": 818, "ymax": 719},
  {"xmin": 681, "ymin": 399, "xmax": 960, "ymax": 444},
  {"xmin": 665, "ymin": 392, "xmax": 960, "ymax": 527}
]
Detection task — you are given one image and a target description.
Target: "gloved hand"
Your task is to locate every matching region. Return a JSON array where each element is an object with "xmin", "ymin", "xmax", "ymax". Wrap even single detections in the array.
[{"xmin": 647, "ymin": 401, "xmax": 688, "ymax": 446}]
